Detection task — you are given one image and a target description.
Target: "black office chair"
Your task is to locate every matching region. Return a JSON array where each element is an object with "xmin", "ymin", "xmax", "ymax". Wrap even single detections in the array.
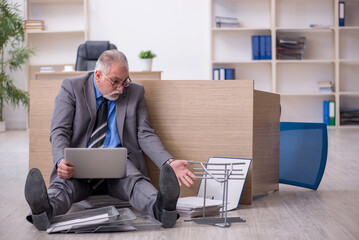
[{"xmin": 75, "ymin": 41, "xmax": 117, "ymax": 71}]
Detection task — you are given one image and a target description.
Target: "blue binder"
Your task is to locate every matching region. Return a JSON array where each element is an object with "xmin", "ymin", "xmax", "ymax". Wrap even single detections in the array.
[
  {"xmin": 339, "ymin": 1, "xmax": 345, "ymax": 27},
  {"xmin": 259, "ymin": 36, "xmax": 266, "ymax": 60},
  {"xmin": 323, "ymin": 100, "xmax": 329, "ymax": 125},
  {"xmin": 265, "ymin": 35, "xmax": 272, "ymax": 60},
  {"xmin": 225, "ymin": 68, "xmax": 235, "ymax": 80},
  {"xmin": 252, "ymin": 35, "xmax": 260, "ymax": 60},
  {"xmin": 212, "ymin": 68, "xmax": 220, "ymax": 80}
]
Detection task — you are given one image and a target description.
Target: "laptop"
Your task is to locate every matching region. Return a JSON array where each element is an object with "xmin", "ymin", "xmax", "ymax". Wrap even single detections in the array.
[{"xmin": 64, "ymin": 148, "xmax": 127, "ymax": 179}]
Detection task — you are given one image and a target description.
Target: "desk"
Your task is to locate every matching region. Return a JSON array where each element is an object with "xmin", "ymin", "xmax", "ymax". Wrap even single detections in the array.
[
  {"xmin": 29, "ymin": 80, "xmax": 279, "ymax": 205},
  {"xmin": 34, "ymin": 71, "xmax": 162, "ymax": 80}
]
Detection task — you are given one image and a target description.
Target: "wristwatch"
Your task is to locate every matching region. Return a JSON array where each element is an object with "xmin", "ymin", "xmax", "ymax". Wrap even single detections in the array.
[{"xmin": 166, "ymin": 158, "xmax": 175, "ymax": 165}]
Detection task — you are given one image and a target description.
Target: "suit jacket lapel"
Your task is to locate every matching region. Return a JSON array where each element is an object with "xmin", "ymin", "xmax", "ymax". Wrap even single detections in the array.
[
  {"xmin": 83, "ymin": 72, "xmax": 97, "ymax": 141},
  {"xmin": 116, "ymin": 87, "xmax": 129, "ymax": 144}
]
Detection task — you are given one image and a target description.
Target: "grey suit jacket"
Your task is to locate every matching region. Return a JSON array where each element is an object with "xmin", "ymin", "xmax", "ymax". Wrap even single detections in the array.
[{"xmin": 49, "ymin": 72, "xmax": 172, "ymax": 182}]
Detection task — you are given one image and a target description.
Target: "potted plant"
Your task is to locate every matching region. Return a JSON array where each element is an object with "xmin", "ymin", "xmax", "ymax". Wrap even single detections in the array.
[
  {"xmin": 139, "ymin": 50, "xmax": 156, "ymax": 71},
  {"xmin": 0, "ymin": 1, "xmax": 34, "ymax": 132}
]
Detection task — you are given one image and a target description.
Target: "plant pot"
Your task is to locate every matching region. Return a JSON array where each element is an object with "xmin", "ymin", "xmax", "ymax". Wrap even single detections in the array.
[
  {"xmin": 140, "ymin": 59, "xmax": 153, "ymax": 71},
  {"xmin": 0, "ymin": 121, "xmax": 5, "ymax": 132}
]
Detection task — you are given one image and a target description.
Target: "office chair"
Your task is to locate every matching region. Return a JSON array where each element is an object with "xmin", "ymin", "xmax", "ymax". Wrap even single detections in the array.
[
  {"xmin": 279, "ymin": 122, "xmax": 328, "ymax": 190},
  {"xmin": 75, "ymin": 41, "xmax": 117, "ymax": 71}
]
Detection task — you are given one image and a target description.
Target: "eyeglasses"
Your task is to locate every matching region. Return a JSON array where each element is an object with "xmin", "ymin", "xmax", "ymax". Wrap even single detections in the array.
[{"xmin": 104, "ymin": 74, "xmax": 132, "ymax": 88}]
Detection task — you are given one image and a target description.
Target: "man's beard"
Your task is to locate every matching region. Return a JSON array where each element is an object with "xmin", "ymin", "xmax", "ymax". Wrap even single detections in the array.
[{"xmin": 103, "ymin": 90, "xmax": 122, "ymax": 101}]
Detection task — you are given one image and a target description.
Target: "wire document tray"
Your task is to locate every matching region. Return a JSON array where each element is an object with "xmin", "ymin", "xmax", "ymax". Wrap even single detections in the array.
[{"xmin": 185, "ymin": 157, "xmax": 251, "ymax": 228}]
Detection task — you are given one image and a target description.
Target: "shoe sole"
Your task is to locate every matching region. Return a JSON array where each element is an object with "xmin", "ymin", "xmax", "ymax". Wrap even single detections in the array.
[
  {"xmin": 24, "ymin": 168, "xmax": 51, "ymax": 231},
  {"xmin": 159, "ymin": 164, "xmax": 180, "ymax": 208}
]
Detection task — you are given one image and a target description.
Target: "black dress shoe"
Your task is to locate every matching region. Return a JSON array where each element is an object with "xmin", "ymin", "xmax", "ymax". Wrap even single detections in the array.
[
  {"xmin": 24, "ymin": 168, "xmax": 52, "ymax": 231},
  {"xmin": 153, "ymin": 164, "xmax": 180, "ymax": 228}
]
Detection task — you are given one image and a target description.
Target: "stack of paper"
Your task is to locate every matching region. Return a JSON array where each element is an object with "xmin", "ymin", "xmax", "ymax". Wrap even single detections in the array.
[
  {"xmin": 215, "ymin": 16, "xmax": 238, "ymax": 28},
  {"xmin": 317, "ymin": 81, "xmax": 333, "ymax": 93},
  {"xmin": 176, "ymin": 197, "xmax": 223, "ymax": 218}
]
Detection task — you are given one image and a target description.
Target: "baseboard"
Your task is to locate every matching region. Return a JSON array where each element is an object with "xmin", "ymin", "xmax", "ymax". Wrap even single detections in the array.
[{"xmin": 5, "ymin": 120, "xmax": 27, "ymax": 130}]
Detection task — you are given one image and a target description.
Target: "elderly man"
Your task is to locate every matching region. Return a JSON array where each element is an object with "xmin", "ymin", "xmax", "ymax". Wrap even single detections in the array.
[{"xmin": 24, "ymin": 49, "xmax": 195, "ymax": 230}]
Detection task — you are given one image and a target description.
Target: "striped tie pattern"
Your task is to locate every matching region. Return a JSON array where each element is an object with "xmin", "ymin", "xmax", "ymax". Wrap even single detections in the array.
[
  {"xmin": 88, "ymin": 97, "xmax": 108, "ymax": 148},
  {"xmin": 87, "ymin": 97, "xmax": 108, "ymax": 190}
]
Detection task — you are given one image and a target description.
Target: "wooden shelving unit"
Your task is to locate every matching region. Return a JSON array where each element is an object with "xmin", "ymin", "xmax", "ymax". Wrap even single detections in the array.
[
  {"xmin": 24, "ymin": 0, "xmax": 88, "ymax": 84},
  {"xmin": 210, "ymin": 0, "xmax": 359, "ymax": 128}
]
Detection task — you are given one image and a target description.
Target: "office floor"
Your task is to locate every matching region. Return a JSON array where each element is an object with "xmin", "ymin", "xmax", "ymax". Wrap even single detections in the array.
[{"xmin": 0, "ymin": 129, "xmax": 358, "ymax": 240}]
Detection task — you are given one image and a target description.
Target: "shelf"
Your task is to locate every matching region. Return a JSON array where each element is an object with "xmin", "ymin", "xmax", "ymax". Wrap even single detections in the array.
[
  {"xmin": 339, "ymin": 92, "xmax": 359, "ymax": 96},
  {"xmin": 337, "ymin": 125, "xmax": 359, "ymax": 129},
  {"xmin": 339, "ymin": 26, "xmax": 359, "ymax": 30},
  {"xmin": 339, "ymin": 59, "xmax": 359, "ymax": 63},
  {"xmin": 276, "ymin": 0, "xmax": 334, "ymax": 29},
  {"xmin": 276, "ymin": 27, "xmax": 334, "ymax": 32},
  {"xmin": 26, "ymin": 0, "xmax": 86, "ymax": 33},
  {"xmin": 28, "ymin": 0, "xmax": 83, "ymax": 2},
  {"xmin": 212, "ymin": 27, "xmax": 271, "ymax": 32},
  {"xmin": 339, "ymin": 29, "xmax": 359, "ymax": 59},
  {"xmin": 280, "ymin": 93, "xmax": 335, "ymax": 97},
  {"xmin": 276, "ymin": 60, "xmax": 334, "ymax": 64},
  {"xmin": 212, "ymin": 0, "xmax": 271, "ymax": 29},
  {"xmin": 212, "ymin": 60, "xmax": 272, "ymax": 64},
  {"xmin": 26, "ymin": 30, "xmax": 86, "ymax": 34}
]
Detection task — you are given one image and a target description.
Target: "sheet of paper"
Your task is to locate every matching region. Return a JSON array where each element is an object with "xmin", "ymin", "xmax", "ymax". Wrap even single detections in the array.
[{"xmin": 177, "ymin": 196, "xmax": 222, "ymax": 210}]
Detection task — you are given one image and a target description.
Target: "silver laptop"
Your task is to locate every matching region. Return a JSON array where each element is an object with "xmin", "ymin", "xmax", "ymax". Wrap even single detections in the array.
[{"xmin": 64, "ymin": 148, "xmax": 127, "ymax": 179}]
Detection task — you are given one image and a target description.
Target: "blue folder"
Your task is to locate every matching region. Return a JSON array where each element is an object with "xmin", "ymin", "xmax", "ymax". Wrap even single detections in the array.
[
  {"xmin": 265, "ymin": 35, "xmax": 272, "ymax": 60},
  {"xmin": 323, "ymin": 100, "xmax": 329, "ymax": 125},
  {"xmin": 259, "ymin": 36, "xmax": 266, "ymax": 60},
  {"xmin": 252, "ymin": 35, "xmax": 260, "ymax": 60}
]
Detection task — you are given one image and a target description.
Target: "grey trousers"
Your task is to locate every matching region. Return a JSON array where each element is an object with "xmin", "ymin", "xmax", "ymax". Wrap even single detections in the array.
[{"xmin": 47, "ymin": 160, "xmax": 158, "ymax": 218}]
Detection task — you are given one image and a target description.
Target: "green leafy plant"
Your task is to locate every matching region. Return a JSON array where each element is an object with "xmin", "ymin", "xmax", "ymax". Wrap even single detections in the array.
[
  {"xmin": 0, "ymin": 1, "xmax": 34, "ymax": 121},
  {"xmin": 138, "ymin": 50, "xmax": 156, "ymax": 59}
]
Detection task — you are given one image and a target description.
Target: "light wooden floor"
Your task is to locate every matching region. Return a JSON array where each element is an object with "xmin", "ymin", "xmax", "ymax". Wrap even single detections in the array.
[{"xmin": 0, "ymin": 129, "xmax": 358, "ymax": 240}]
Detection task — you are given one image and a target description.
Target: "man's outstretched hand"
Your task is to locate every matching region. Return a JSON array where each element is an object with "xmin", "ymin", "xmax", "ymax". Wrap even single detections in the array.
[{"xmin": 169, "ymin": 160, "xmax": 196, "ymax": 187}]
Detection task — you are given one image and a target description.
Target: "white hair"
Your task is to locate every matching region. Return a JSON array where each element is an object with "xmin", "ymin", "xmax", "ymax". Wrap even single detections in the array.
[{"xmin": 95, "ymin": 49, "xmax": 128, "ymax": 74}]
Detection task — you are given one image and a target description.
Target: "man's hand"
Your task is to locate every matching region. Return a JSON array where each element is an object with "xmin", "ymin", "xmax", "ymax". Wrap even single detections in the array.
[
  {"xmin": 169, "ymin": 160, "xmax": 196, "ymax": 187},
  {"xmin": 57, "ymin": 159, "xmax": 76, "ymax": 179}
]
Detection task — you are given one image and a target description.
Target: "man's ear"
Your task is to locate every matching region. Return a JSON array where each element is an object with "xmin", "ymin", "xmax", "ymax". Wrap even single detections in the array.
[{"xmin": 94, "ymin": 70, "xmax": 101, "ymax": 82}]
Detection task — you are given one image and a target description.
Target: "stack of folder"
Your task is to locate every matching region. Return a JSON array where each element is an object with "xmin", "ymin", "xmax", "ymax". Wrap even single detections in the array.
[
  {"xmin": 276, "ymin": 36, "xmax": 306, "ymax": 60},
  {"xmin": 340, "ymin": 108, "xmax": 359, "ymax": 125},
  {"xmin": 47, "ymin": 206, "xmax": 161, "ymax": 234},
  {"xmin": 24, "ymin": 20, "xmax": 44, "ymax": 32}
]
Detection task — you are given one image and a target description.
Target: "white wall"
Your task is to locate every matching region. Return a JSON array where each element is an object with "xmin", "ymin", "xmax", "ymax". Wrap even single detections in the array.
[
  {"xmin": 4, "ymin": 0, "xmax": 211, "ymax": 129},
  {"xmin": 88, "ymin": 0, "xmax": 211, "ymax": 80}
]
